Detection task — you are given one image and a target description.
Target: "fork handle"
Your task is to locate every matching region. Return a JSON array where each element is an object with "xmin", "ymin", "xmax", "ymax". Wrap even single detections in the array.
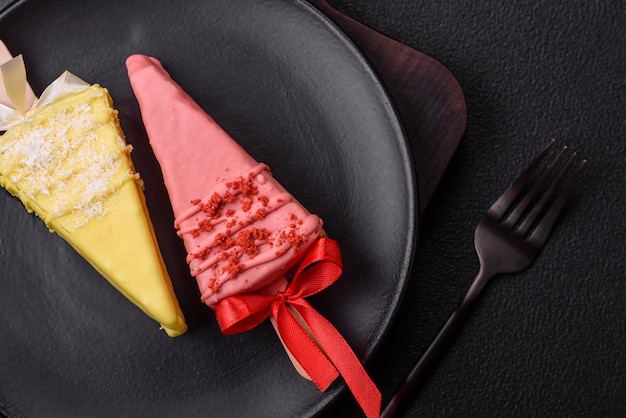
[{"xmin": 381, "ymin": 268, "xmax": 492, "ymax": 418}]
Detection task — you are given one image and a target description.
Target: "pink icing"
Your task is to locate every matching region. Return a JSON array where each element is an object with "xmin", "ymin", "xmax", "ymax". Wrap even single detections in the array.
[{"xmin": 126, "ymin": 54, "xmax": 325, "ymax": 307}]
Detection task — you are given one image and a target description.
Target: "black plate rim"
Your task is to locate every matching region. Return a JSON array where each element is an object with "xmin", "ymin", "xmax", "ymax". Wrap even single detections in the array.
[{"xmin": 0, "ymin": 0, "xmax": 418, "ymax": 416}]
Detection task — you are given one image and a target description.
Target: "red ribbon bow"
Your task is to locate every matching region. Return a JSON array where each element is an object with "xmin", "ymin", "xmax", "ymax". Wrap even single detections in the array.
[{"xmin": 215, "ymin": 237, "xmax": 381, "ymax": 418}]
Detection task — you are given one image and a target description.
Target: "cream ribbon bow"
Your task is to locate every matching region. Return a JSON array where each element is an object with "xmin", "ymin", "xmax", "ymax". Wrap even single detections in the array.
[{"xmin": 0, "ymin": 40, "xmax": 90, "ymax": 131}]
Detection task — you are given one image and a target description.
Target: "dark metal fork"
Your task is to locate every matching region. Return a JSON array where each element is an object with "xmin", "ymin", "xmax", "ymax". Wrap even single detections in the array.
[{"xmin": 381, "ymin": 141, "xmax": 587, "ymax": 417}]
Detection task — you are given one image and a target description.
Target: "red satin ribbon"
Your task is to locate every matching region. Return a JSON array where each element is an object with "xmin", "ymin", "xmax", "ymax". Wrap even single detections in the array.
[{"xmin": 215, "ymin": 237, "xmax": 381, "ymax": 418}]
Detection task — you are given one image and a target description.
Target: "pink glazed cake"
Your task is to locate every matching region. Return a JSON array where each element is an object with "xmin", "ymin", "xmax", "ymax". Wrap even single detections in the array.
[{"xmin": 126, "ymin": 54, "xmax": 325, "ymax": 307}]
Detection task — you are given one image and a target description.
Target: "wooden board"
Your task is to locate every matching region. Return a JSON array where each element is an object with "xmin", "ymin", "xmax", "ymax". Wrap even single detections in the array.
[{"xmin": 309, "ymin": 0, "xmax": 467, "ymax": 215}]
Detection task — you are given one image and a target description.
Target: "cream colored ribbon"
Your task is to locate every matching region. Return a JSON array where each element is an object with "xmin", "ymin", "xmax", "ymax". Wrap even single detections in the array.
[{"xmin": 0, "ymin": 40, "xmax": 90, "ymax": 131}]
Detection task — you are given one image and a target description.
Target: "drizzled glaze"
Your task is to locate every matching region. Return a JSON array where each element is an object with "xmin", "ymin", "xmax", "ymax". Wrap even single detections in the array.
[
  {"xmin": 0, "ymin": 86, "xmax": 135, "ymax": 230},
  {"xmin": 175, "ymin": 163, "xmax": 324, "ymax": 306}
]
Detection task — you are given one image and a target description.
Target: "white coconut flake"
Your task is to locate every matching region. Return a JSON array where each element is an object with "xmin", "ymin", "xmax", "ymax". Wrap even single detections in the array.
[{"xmin": 0, "ymin": 89, "xmax": 127, "ymax": 229}]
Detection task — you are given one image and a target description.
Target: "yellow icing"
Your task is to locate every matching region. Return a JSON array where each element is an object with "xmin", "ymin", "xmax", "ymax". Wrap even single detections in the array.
[{"xmin": 0, "ymin": 85, "xmax": 187, "ymax": 337}]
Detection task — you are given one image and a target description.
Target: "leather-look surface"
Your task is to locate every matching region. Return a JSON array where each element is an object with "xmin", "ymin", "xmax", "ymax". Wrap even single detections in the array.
[
  {"xmin": 317, "ymin": 1, "xmax": 626, "ymax": 417},
  {"xmin": 0, "ymin": 1, "xmax": 417, "ymax": 417}
]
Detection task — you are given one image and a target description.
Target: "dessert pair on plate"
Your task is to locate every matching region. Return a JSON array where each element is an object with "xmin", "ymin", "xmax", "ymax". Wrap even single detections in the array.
[{"xmin": 0, "ymin": 42, "xmax": 380, "ymax": 417}]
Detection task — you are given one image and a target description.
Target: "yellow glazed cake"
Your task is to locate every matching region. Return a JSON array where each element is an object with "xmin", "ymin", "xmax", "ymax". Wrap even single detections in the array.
[{"xmin": 0, "ymin": 49, "xmax": 186, "ymax": 336}]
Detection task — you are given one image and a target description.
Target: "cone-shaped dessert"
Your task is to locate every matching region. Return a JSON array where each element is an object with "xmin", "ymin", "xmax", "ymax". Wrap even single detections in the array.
[
  {"xmin": 0, "ymin": 49, "xmax": 186, "ymax": 337},
  {"xmin": 126, "ymin": 54, "xmax": 382, "ymax": 418},
  {"xmin": 126, "ymin": 54, "xmax": 325, "ymax": 307}
]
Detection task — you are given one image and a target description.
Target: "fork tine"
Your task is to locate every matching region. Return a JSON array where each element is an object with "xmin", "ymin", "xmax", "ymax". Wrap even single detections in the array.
[
  {"xmin": 527, "ymin": 159, "xmax": 587, "ymax": 247},
  {"xmin": 502, "ymin": 146, "xmax": 568, "ymax": 228},
  {"xmin": 516, "ymin": 152, "xmax": 576, "ymax": 236},
  {"xmin": 487, "ymin": 140, "xmax": 556, "ymax": 219}
]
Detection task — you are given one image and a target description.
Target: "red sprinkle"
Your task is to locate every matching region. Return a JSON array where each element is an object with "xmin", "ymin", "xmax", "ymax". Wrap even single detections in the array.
[
  {"xmin": 193, "ymin": 247, "xmax": 212, "ymax": 260},
  {"xmin": 236, "ymin": 228, "xmax": 272, "ymax": 255},
  {"xmin": 197, "ymin": 219, "xmax": 213, "ymax": 233},
  {"xmin": 186, "ymin": 173, "xmax": 308, "ymax": 283},
  {"xmin": 278, "ymin": 227, "xmax": 307, "ymax": 252},
  {"xmin": 213, "ymin": 233, "xmax": 235, "ymax": 250},
  {"xmin": 208, "ymin": 277, "xmax": 220, "ymax": 292},
  {"xmin": 258, "ymin": 195, "xmax": 269, "ymax": 206},
  {"xmin": 255, "ymin": 208, "xmax": 268, "ymax": 220},
  {"xmin": 241, "ymin": 198, "xmax": 253, "ymax": 212},
  {"xmin": 223, "ymin": 191, "xmax": 237, "ymax": 203}
]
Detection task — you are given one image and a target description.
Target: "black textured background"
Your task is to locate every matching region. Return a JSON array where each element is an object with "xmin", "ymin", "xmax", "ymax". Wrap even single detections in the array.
[
  {"xmin": 1, "ymin": 0, "xmax": 624, "ymax": 417},
  {"xmin": 318, "ymin": 0, "xmax": 626, "ymax": 417}
]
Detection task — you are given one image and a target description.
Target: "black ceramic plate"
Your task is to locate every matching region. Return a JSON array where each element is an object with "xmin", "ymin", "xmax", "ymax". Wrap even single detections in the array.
[{"xmin": 0, "ymin": 0, "xmax": 416, "ymax": 416}]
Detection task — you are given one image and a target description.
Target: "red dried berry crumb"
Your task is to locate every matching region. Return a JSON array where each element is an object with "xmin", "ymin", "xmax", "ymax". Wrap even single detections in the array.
[
  {"xmin": 223, "ymin": 191, "xmax": 237, "ymax": 203},
  {"xmin": 218, "ymin": 252, "xmax": 229, "ymax": 261},
  {"xmin": 279, "ymin": 228, "xmax": 307, "ymax": 252},
  {"xmin": 213, "ymin": 233, "xmax": 235, "ymax": 250},
  {"xmin": 255, "ymin": 208, "xmax": 268, "ymax": 220},
  {"xmin": 193, "ymin": 247, "xmax": 212, "ymax": 260},
  {"xmin": 226, "ymin": 261, "xmax": 243, "ymax": 275},
  {"xmin": 198, "ymin": 192, "xmax": 225, "ymax": 219},
  {"xmin": 197, "ymin": 219, "xmax": 213, "ymax": 233},
  {"xmin": 258, "ymin": 195, "xmax": 269, "ymax": 206},
  {"xmin": 241, "ymin": 198, "xmax": 253, "ymax": 212},
  {"xmin": 236, "ymin": 228, "xmax": 272, "ymax": 255},
  {"xmin": 241, "ymin": 181, "xmax": 258, "ymax": 197},
  {"xmin": 208, "ymin": 277, "xmax": 220, "ymax": 293}
]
